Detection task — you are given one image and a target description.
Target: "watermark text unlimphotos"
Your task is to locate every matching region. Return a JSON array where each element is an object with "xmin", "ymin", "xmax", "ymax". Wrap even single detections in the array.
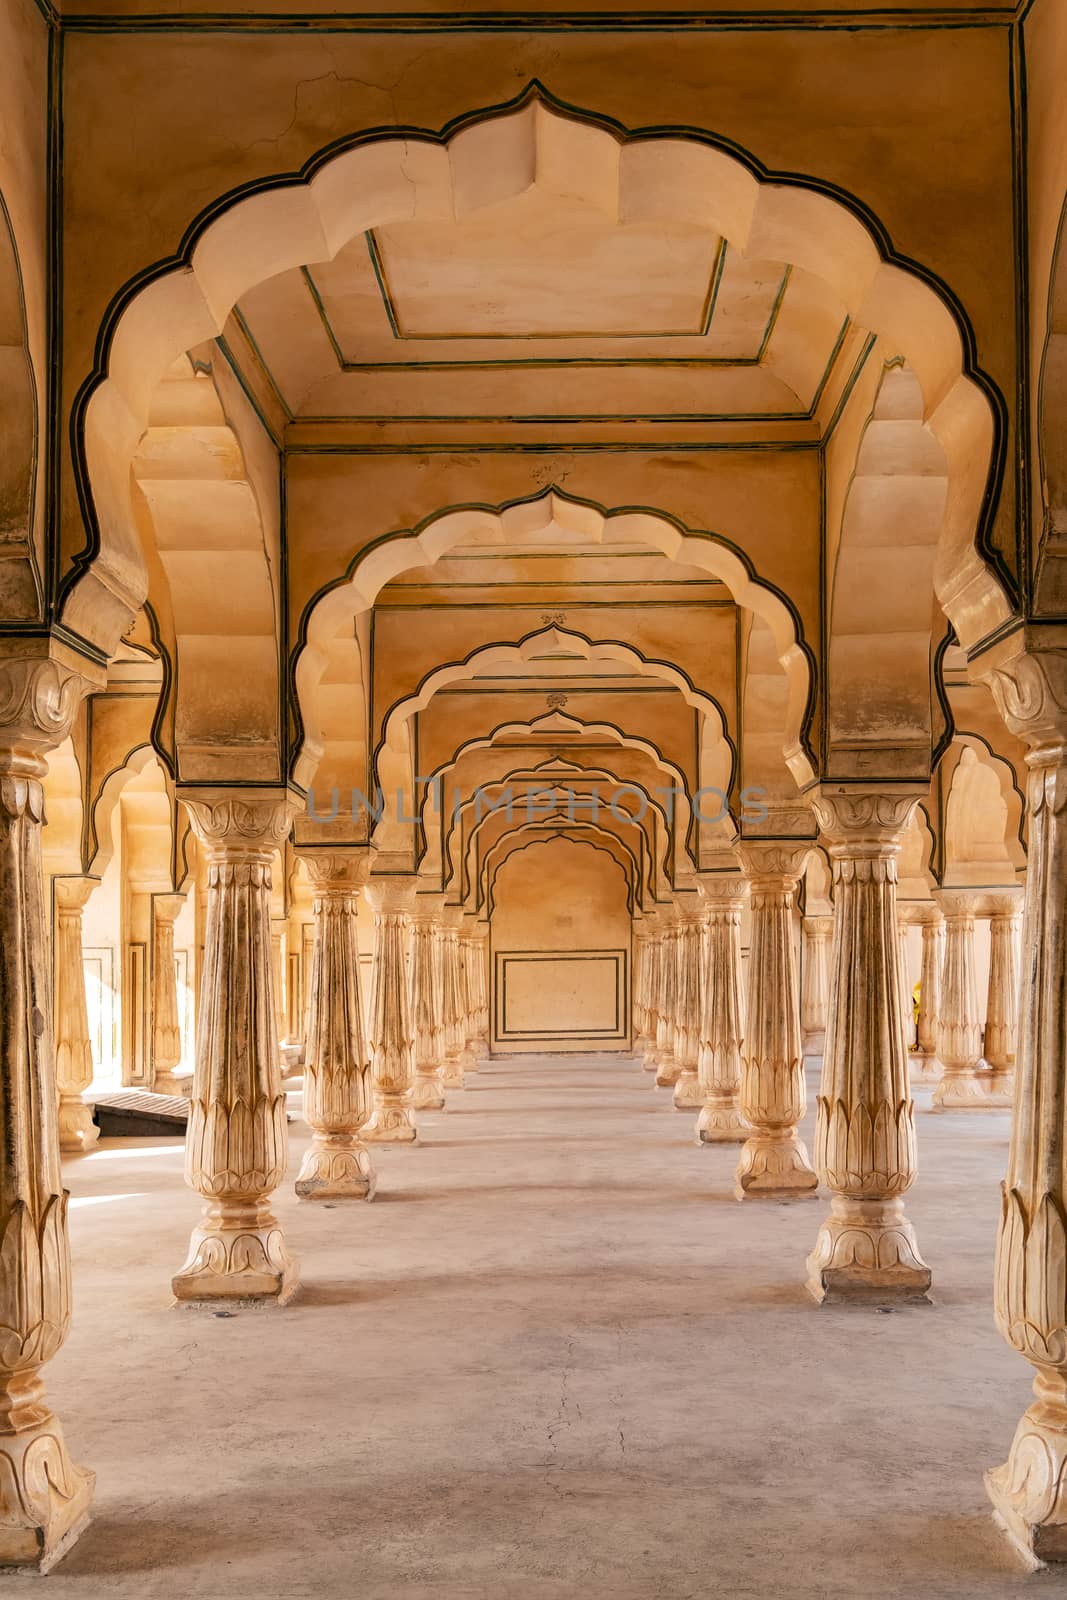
[{"xmin": 307, "ymin": 780, "xmax": 768, "ymax": 826}]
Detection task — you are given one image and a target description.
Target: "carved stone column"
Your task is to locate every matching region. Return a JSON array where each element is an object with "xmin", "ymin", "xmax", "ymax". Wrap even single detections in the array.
[
  {"xmin": 908, "ymin": 904, "xmax": 944, "ymax": 1082},
  {"xmin": 897, "ymin": 916, "xmax": 916, "ymax": 1053},
  {"xmin": 672, "ymin": 907, "xmax": 703, "ymax": 1108},
  {"xmin": 151, "ymin": 893, "xmax": 187, "ymax": 1096},
  {"xmin": 294, "ymin": 850, "xmax": 375, "ymax": 1199},
  {"xmin": 800, "ymin": 915, "xmax": 833, "ymax": 1058},
  {"xmin": 695, "ymin": 875, "xmax": 748, "ymax": 1143},
  {"xmin": 173, "ymin": 790, "xmax": 298, "ymax": 1306},
  {"xmin": 469, "ymin": 925, "xmax": 490, "ymax": 1054},
  {"xmin": 459, "ymin": 918, "xmax": 482, "ymax": 1070},
  {"xmin": 640, "ymin": 927, "xmax": 661, "ymax": 1070},
  {"xmin": 631, "ymin": 920, "xmax": 649, "ymax": 1054},
  {"xmin": 362, "ymin": 876, "xmax": 417, "ymax": 1142},
  {"xmin": 411, "ymin": 903, "xmax": 446, "ymax": 1111},
  {"xmin": 982, "ymin": 644, "xmax": 1067, "ymax": 1562},
  {"xmin": 983, "ymin": 889, "xmax": 1023, "ymax": 1101},
  {"xmin": 654, "ymin": 915, "xmax": 681, "ymax": 1087},
  {"xmin": 806, "ymin": 789, "xmax": 931, "ymax": 1305},
  {"xmin": 932, "ymin": 888, "xmax": 1000, "ymax": 1109},
  {"xmin": 735, "ymin": 842, "xmax": 817, "ymax": 1199},
  {"xmin": 0, "ymin": 653, "xmax": 98, "ymax": 1569},
  {"xmin": 54, "ymin": 877, "xmax": 100, "ymax": 1152},
  {"xmin": 439, "ymin": 912, "xmax": 466, "ymax": 1089}
]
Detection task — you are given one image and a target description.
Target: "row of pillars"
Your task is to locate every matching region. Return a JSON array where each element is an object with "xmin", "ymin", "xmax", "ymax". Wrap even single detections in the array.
[{"xmin": 0, "ymin": 661, "xmax": 1064, "ymax": 1569}]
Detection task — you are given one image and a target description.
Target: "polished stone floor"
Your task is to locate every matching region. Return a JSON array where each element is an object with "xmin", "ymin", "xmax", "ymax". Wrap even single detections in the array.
[{"xmin": 46, "ymin": 1053, "xmax": 1065, "ymax": 1598}]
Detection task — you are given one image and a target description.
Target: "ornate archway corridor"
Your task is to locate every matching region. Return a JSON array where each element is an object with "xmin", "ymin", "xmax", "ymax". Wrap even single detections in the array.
[{"xmin": 51, "ymin": 1054, "xmax": 1027, "ymax": 1600}]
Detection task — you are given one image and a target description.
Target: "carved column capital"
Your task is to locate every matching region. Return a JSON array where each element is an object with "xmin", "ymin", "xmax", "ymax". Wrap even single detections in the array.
[
  {"xmin": 299, "ymin": 846, "xmax": 372, "ymax": 895},
  {"xmin": 978, "ymin": 633, "xmax": 1067, "ymax": 752},
  {"xmin": 933, "ymin": 886, "xmax": 982, "ymax": 923},
  {"xmin": 151, "ymin": 891, "xmax": 186, "ymax": 926},
  {"xmin": 697, "ymin": 874, "xmax": 748, "ymax": 910},
  {"xmin": 180, "ymin": 787, "xmax": 298, "ymax": 862},
  {"xmin": 980, "ymin": 887, "xmax": 1025, "ymax": 921},
  {"xmin": 53, "ymin": 875, "xmax": 98, "ymax": 916},
  {"xmin": 738, "ymin": 839, "xmax": 811, "ymax": 885},
  {"xmin": 0, "ymin": 650, "xmax": 99, "ymax": 776},
  {"xmin": 365, "ymin": 875, "xmax": 416, "ymax": 917},
  {"xmin": 812, "ymin": 785, "xmax": 922, "ymax": 852},
  {"xmin": 898, "ymin": 898, "xmax": 941, "ymax": 928}
]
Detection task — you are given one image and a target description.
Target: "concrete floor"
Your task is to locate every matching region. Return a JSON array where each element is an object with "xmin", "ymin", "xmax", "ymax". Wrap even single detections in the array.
[{"xmin": 43, "ymin": 1053, "xmax": 1067, "ymax": 1600}]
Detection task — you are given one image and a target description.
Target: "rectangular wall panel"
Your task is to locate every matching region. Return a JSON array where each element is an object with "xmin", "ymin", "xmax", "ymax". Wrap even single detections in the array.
[{"xmin": 494, "ymin": 949, "xmax": 628, "ymax": 1048}]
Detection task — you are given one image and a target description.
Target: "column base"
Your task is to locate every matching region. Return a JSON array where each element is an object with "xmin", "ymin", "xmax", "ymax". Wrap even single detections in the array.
[
  {"xmin": 735, "ymin": 1131, "xmax": 818, "ymax": 1200},
  {"xmin": 0, "ymin": 1399, "xmax": 95, "ymax": 1575},
  {"xmin": 932, "ymin": 1071, "xmax": 1013, "ymax": 1110},
  {"xmin": 412, "ymin": 1070, "xmax": 446, "ymax": 1110},
  {"xmin": 173, "ymin": 1203, "xmax": 299, "ymax": 1306},
  {"xmin": 697, "ymin": 1099, "xmax": 749, "ymax": 1144},
  {"xmin": 806, "ymin": 1196, "xmax": 932, "ymax": 1305},
  {"xmin": 295, "ymin": 1133, "xmax": 376, "ymax": 1200},
  {"xmin": 641, "ymin": 1049, "xmax": 659, "ymax": 1073},
  {"xmin": 672, "ymin": 1069, "xmax": 702, "ymax": 1109},
  {"xmin": 440, "ymin": 1057, "xmax": 465, "ymax": 1089},
  {"xmin": 986, "ymin": 1378, "xmax": 1067, "ymax": 1566},
  {"xmin": 908, "ymin": 1052, "xmax": 941, "ymax": 1085},
  {"xmin": 57, "ymin": 1096, "xmax": 99, "ymax": 1154},
  {"xmin": 655, "ymin": 1056, "xmax": 681, "ymax": 1087},
  {"xmin": 802, "ymin": 1029, "xmax": 826, "ymax": 1058},
  {"xmin": 361, "ymin": 1097, "xmax": 418, "ymax": 1142}
]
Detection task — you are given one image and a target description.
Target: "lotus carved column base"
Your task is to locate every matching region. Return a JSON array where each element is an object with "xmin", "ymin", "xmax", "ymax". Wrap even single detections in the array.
[
  {"xmin": 735, "ymin": 1131, "xmax": 818, "ymax": 1200},
  {"xmin": 440, "ymin": 1056, "xmax": 465, "ymax": 1089},
  {"xmin": 295, "ymin": 1133, "xmax": 376, "ymax": 1201},
  {"xmin": 986, "ymin": 1374, "xmax": 1067, "ymax": 1567},
  {"xmin": 640, "ymin": 1047, "xmax": 658, "ymax": 1072},
  {"xmin": 152, "ymin": 1068, "xmax": 192, "ymax": 1099},
  {"xmin": 672, "ymin": 1068, "xmax": 702, "ymax": 1108},
  {"xmin": 932, "ymin": 1070, "xmax": 1013, "ymax": 1110},
  {"xmin": 806, "ymin": 1196, "xmax": 931, "ymax": 1305},
  {"xmin": 412, "ymin": 1069, "xmax": 446, "ymax": 1110},
  {"xmin": 361, "ymin": 1093, "xmax": 417, "ymax": 1143},
  {"xmin": 908, "ymin": 1051, "xmax": 941, "ymax": 1085},
  {"xmin": 172, "ymin": 1199, "xmax": 298, "ymax": 1306},
  {"xmin": 56, "ymin": 1097, "xmax": 98, "ymax": 1154},
  {"xmin": 655, "ymin": 1055, "xmax": 681, "ymax": 1087},
  {"xmin": 0, "ymin": 1392, "xmax": 95, "ymax": 1573},
  {"xmin": 697, "ymin": 1095, "xmax": 749, "ymax": 1144}
]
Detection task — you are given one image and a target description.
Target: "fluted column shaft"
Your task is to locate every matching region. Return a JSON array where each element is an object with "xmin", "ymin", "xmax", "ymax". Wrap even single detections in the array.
[
  {"xmin": 672, "ymin": 911, "xmax": 704, "ymax": 1108},
  {"xmin": 411, "ymin": 909, "xmax": 446, "ymax": 1111},
  {"xmin": 174, "ymin": 790, "xmax": 298, "ymax": 1305},
  {"xmin": 933, "ymin": 889, "xmax": 998, "ymax": 1109},
  {"xmin": 695, "ymin": 876, "xmax": 748, "ymax": 1144},
  {"xmin": 470, "ymin": 929, "xmax": 490, "ymax": 1049},
  {"xmin": 735, "ymin": 843, "xmax": 817, "ymax": 1199},
  {"xmin": 294, "ymin": 851, "xmax": 375, "ymax": 1198},
  {"xmin": 440, "ymin": 910, "xmax": 473, "ymax": 1087},
  {"xmin": 806, "ymin": 790, "xmax": 931, "ymax": 1304},
  {"xmin": 640, "ymin": 932, "xmax": 661, "ymax": 1070},
  {"xmin": 897, "ymin": 918, "xmax": 916, "ymax": 1053},
  {"xmin": 362, "ymin": 877, "xmax": 417, "ymax": 1142},
  {"xmin": 984, "ymin": 891, "xmax": 1022, "ymax": 1095},
  {"xmin": 631, "ymin": 926, "xmax": 649, "ymax": 1051},
  {"xmin": 913, "ymin": 909, "xmax": 944, "ymax": 1078},
  {"xmin": 54, "ymin": 877, "xmax": 99, "ymax": 1151},
  {"xmin": 0, "ymin": 656, "xmax": 97, "ymax": 1570},
  {"xmin": 800, "ymin": 914, "xmax": 833, "ymax": 1056},
  {"xmin": 151, "ymin": 892, "xmax": 186, "ymax": 1097},
  {"xmin": 654, "ymin": 920, "xmax": 680, "ymax": 1086}
]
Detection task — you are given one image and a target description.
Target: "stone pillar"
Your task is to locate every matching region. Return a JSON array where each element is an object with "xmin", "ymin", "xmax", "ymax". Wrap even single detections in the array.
[
  {"xmin": 654, "ymin": 916, "xmax": 680, "ymax": 1087},
  {"xmin": 362, "ymin": 876, "xmax": 417, "ymax": 1142},
  {"xmin": 695, "ymin": 874, "xmax": 748, "ymax": 1143},
  {"xmin": 806, "ymin": 789, "xmax": 931, "ymax": 1305},
  {"xmin": 640, "ymin": 928, "xmax": 661, "ymax": 1070},
  {"xmin": 897, "ymin": 916, "xmax": 916, "ymax": 1053},
  {"xmin": 411, "ymin": 903, "xmax": 446, "ymax": 1111},
  {"xmin": 294, "ymin": 850, "xmax": 375, "ymax": 1199},
  {"xmin": 0, "ymin": 656, "xmax": 98, "ymax": 1571},
  {"xmin": 735, "ymin": 842, "xmax": 817, "ymax": 1200},
  {"xmin": 909, "ymin": 904, "xmax": 944, "ymax": 1082},
  {"xmin": 151, "ymin": 892, "xmax": 187, "ymax": 1097},
  {"xmin": 983, "ymin": 654, "xmax": 1067, "ymax": 1561},
  {"xmin": 470, "ymin": 925, "xmax": 490, "ymax": 1053},
  {"xmin": 173, "ymin": 790, "xmax": 298, "ymax": 1305},
  {"xmin": 54, "ymin": 876, "xmax": 100, "ymax": 1152},
  {"xmin": 932, "ymin": 889, "xmax": 996, "ymax": 1110},
  {"xmin": 460, "ymin": 919, "xmax": 482, "ymax": 1069},
  {"xmin": 270, "ymin": 922, "xmax": 287, "ymax": 1042},
  {"xmin": 800, "ymin": 914, "xmax": 833, "ymax": 1058},
  {"xmin": 672, "ymin": 907, "xmax": 703, "ymax": 1108},
  {"xmin": 983, "ymin": 889, "xmax": 1022, "ymax": 1101}
]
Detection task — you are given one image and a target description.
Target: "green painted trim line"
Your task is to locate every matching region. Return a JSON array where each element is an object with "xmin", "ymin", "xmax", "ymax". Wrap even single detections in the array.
[
  {"xmin": 57, "ymin": 10, "xmax": 1018, "ymax": 33},
  {"xmin": 756, "ymin": 263, "xmax": 792, "ymax": 361},
  {"xmin": 287, "ymin": 412, "xmax": 819, "ymax": 424},
  {"xmin": 215, "ymin": 335, "xmax": 284, "ymax": 449},
  {"xmin": 1010, "ymin": 19, "xmax": 1032, "ymax": 607},
  {"xmin": 286, "ymin": 439, "xmax": 819, "ymax": 453},
  {"xmin": 701, "ymin": 237, "xmax": 728, "ymax": 337},
  {"xmin": 143, "ymin": 600, "xmax": 177, "ymax": 780},
  {"xmin": 363, "ymin": 230, "xmax": 401, "ymax": 338},
  {"xmin": 44, "ymin": 25, "xmax": 62, "ymax": 618},
  {"xmin": 809, "ymin": 316, "xmax": 850, "ymax": 414},
  {"xmin": 821, "ymin": 331, "xmax": 878, "ymax": 442},
  {"xmin": 230, "ymin": 305, "xmax": 295, "ymax": 423},
  {"xmin": 300, "ymin": 265, "xmax": 347, "ymax": 365}
]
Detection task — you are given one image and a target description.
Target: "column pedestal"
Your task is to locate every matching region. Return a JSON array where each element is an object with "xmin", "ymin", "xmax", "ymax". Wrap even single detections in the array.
[
  {"xmin": 294, "ymin": 850, "xmax": 376, "ymax": 1199},
  {"xmin": 173, "ymin": 789, "xmax": 299, "ymax": 1306},
  {"xmin": 736, "ymin": 844, "xmax": 817, "ymax": 1200},
  {"xmin": 362, "ymin": 877, "xmax": 417, "ymax": 1142},
  {"xmin": 53, "ymin": 877, "xmax": 100, "ymax": 1152}
]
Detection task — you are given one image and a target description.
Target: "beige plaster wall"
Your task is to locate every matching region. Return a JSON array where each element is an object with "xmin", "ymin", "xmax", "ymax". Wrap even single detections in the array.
[{"xmin": 490, "ymin": 834, "xmax": 632, "ymax": 1053}]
